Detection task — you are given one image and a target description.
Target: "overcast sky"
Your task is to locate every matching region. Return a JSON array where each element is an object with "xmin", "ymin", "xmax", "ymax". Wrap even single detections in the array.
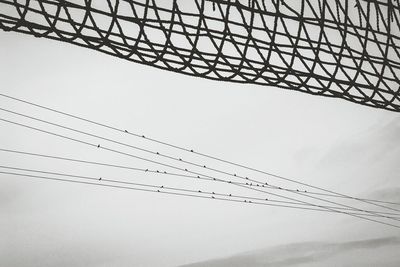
[{"xmin": 1, "ymin": 8, "xmax": 400, "ymax": 266}]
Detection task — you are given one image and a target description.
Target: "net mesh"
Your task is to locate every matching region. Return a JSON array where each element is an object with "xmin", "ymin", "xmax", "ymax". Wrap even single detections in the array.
[{"xmin": 1, "ymin": 0, "xmax": 400, "ymax": 111}]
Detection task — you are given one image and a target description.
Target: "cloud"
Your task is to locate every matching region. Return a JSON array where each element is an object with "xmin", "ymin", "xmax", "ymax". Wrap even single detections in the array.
[
  {"xmin": 179, "ymin": 236, "xmax": 400, "ymax": 267},
  {"xmin": 366, "ymin": 187, "xmax": 400, "ymax": 204},
  {"xmin": 318, "ymin": 117, "xmax": 400, "ymax": 169}
]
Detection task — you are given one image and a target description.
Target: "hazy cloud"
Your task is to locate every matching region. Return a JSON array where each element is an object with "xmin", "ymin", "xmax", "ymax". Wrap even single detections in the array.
[
  {"xmin": 179, "ymin": 236, "xmax": 400, "ymax": 267},
  {"xmin": 366, "ymin": 187, "xmax": 400, "ymax": 204},
  {"xmin": 318, "ymin": 118, "xmax": 400, "ymax": 169}
]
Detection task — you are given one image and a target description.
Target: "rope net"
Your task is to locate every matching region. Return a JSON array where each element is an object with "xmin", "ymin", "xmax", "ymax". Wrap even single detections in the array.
[{"xmin": 1, "ymin": 0, "xmax": 400, "ymax": 111}]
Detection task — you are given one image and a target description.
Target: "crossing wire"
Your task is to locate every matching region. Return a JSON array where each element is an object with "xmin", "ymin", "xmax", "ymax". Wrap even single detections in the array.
[
  {"xmin": 1, "ymin": 93, "xmax": 400, "ymax": 208},
  {"xmin": 1, "ymin": 117, "xmax": 400, "ymax": 223},
  {"xmin": 4, "ymin": 165, "xmax": 399, "ymax": 218},
  {"xmin": 1, "ymin": 105, "xmax": 400, "ymax": 213},
  {"xmin": 1, "ymin": 169, "xmax": 400, "ymax": 228}
]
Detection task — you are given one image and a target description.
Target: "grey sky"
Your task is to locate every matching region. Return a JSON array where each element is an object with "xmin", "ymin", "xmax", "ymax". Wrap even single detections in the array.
[
  {"xmin": 179, "ymin": 236, "xmax": 400, "ymax": 267},
  {"xmin": 1, "ymin": 7, "xmax": 400, "ymax": 266}
]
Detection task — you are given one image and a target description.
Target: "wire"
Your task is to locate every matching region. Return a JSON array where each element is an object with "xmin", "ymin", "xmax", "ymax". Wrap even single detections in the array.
[
  {"xmin": 1, "ymin": 118, "xmax": 400, "ymax": 224},
  {"xmin": 1, "ymin": 93, "xmax": 399, "ymax": 210},
  {"xmin": 0, "ymin": 118, "xmax": 397, "ymax": 224},
  {"xmin": 3, "ymin": 105, "xmax": 399, "ymax": 209},
  {"xmin": 3, "ymin": 164, "xmax": 398, "ymax": 218},
  {"xmin": 1, "ymin": 169, "xmax": 400, "ymax": 227},
  {"xmin": 1, "ymin": 160, "xmax": 399, "ymax": 218}
]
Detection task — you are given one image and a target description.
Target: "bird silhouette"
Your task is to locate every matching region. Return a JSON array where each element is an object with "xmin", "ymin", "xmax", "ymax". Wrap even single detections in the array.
[{"xmin": 97, "ymin": 144, "xmax": 100, "ymax": 148}]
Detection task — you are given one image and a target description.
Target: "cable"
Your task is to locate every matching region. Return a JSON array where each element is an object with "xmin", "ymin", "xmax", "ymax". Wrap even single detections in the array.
[
  {"xmin": 2, "ymin": 160, "xmax": 399, "ymax": 218},
  {"xmin": 1, "ymin": 169, "xmax": 400, "ymax": 228},
  {"xmin": 3, "ymin": 165, "xmax": 398, "ymax": 217},
  {"xmin": 4, "ymin": 105, "xmax": 399, "ymax": 209},
  {"xmin": 1, "ymin": 93, "xmax": 399, "ymax": 210},
  {"xmin": 1, "ymin": 118, "xmax": 400, "ymax": 223}
]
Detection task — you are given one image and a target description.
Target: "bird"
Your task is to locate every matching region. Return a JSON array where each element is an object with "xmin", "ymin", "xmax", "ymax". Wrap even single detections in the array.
[
  {"xmin": 145, "ymin": 169, "xmax": 148, "ymax": 172},
  {"xmin": 190, "ymin": 149, "xmax": 194, "ymax": 152},
  {"xmin": 124, "ymin": 130, "xmax": 128, "ymax": 133},
  {"xmin": 97, "ymin": 144, "xmax": 100, "ymax": 148},
  {"xmin": 142, "ymin": 135, "xmax": 145, "ymax": 138},
  {"xmin": 99, "ymin": 177, "xmax": 102, "ymax": 181}
]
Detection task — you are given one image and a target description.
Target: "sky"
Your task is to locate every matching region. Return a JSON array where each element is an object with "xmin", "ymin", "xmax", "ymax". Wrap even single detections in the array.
[{"xmin": 1, "ymin": 2, "xmax": 400, "ymax": 266}]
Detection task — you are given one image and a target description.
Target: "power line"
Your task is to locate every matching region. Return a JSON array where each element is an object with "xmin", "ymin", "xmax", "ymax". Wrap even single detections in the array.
[
  {"xmin": 3, "ymin": 105, "xmax": 398, "ymax": 209},
  {"xmin": 3, "ymin": 165, "xmax": 398, "ymax": 218},
  {"xmin": 1, "ymin": 117, "xmax": 399, "ymax": 223},
  {"xmin": 1, "ymin": 169, "xmax": 400, "ymax": 228},
  {"xmin": 2, "ymin": 93, "xmax": 398, "ymax": 210}
]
